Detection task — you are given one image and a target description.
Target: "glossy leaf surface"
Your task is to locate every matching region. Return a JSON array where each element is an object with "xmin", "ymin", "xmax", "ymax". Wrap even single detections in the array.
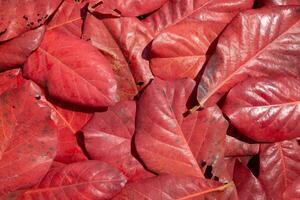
[
  {"xmin": 149, "ymin": 0, "xmax": 254, "ymax": 80},
  {"xmin": 113, "ymin": 175, "xmax": 234, "ymax": 200},
  {"xmin": 259, "ymin": 140, "xmax": 300, "ymax": 200},
  {"xmin": 135, "ymin": 78, "xmax": 203, "ymax": 177},
  {"xmin": 23, "ymin": 30, "xmax": 118, "ymax": 107},
  {"xmin": 257, "ymin": 0, "xmax": 300, "ymax": 6},
  {"xmin": 223, "ymin": 77, "xmax": 300, "ymax": 142},
  {"xmin": 225, "ymin": 136, "xmax": 259, "ymax": 157},
  {"xmin": 18, "ymin": 161, "xmax": 127, "ymax": 200},
  {"xmin": 233, "ymin": 161, "xmax": 266, "ymax": 200},
  {"xmin": 0, "ymin": 0, "xmax": 61, "ymax": 41},
  {"xmin": 0, "ymin": 81, "xmax": 57, "ymax": 195},
  {"xmin": 181, "ymin": 106, "xmax": 230, "ymax": 182},
  {"xmin": 144, "ymin": 0, "xmax": 254, "ymax": 34},
  {"xmin": 197, "ymin": 6, "xmax": 300, "ymax": 107},
  {"xmin": 0, "ymin": 26, "xmax": 45, "ymax": 71}
]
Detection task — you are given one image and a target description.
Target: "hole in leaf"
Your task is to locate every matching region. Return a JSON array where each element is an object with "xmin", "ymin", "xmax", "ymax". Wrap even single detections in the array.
[
  {"xmin": 35, "ymin": 94, "xmax": 41, "ymax": 100},
  {"xmin": 247, "ymin": 154, "xmax": 260, "ymax": 177},
  {"xmin": 137, "ymin": 82, "xmax": 144, "ymax": 87},
  {"xmin": 23, "ymin": 15, "xmax": 28, "ymax": 20},
  {"xmin": 204, "ymin": 165, "xmax": 213, "ymax": 179}
]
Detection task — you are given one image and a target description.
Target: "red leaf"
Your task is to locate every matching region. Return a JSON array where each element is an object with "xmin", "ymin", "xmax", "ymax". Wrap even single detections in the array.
[
  {"xmin": 233, "ymin": 161, "xmax": 266, "ymax": 200},
  {"xmin": 0, "ymin": 26, "xmax": 45, "ymax": 71},
  {"xmin": 135, "ymin": 78, "xmax": 204, "ymax": 177},
  {"xmin": 89, "ymin": 0, "xmax": 168, "ymax": 17},
  {"xmin": 113, "ymin": 175, "xmax": 235, "ymax": 200},
  {"xmin": 223, "ymin": 76, "xmax": 300, "ymax": 142},
  {"xmin": 0, "ymin": 81, "xmax": 57, "ymax": 195},
  {"xmin": 259, "ymin": 140, "xmax": 300, "ymax": 200},
  {"xmin": 83, "ymin": 13, "xmax": 153, "ymax": 93},
  {"xmin": 257, "ymin": 0, "xmax": 300, "ymax": 6},
  {"xmin": 181, "ymin": 106, "xmax": 230, "ymax": 182},
  {"xmin": 17, "ymin": 161, "xmax": 127, "ymax": 200},
  {"xmin": 283, "ymin": 176, "xmax": 300, "ymax": 200},
  {"xmin": 47, "ymin": 0, "xmax": 88, "ymax": 38},
  {"xmin": 23, "ymin": 30, "xmax": 118, "ymax": 107},
  {"xmin": 46, "ymin": 101, "xmax": 92, "ymax": 163},
  {"xmin": 149, "ymin": 0, "xmax": 254, "ymax": 80},
  {"xmin": 0, "ymin": 0, "xmax": 61, "ymax": 41},
  {"xmin": 0, "ymin": 69, "xmax": 24, "ymax": 95},
  {"xmin": 196, "ymin": 6, "xmax": 300, "ymax": 108},
  {"xmin": 225, "ymin": 136, "xmax": 259, "ymax": 157},
  {"xmin": 82, "ymin": 101, "xmax": 152, "ymax": 180},
  {"xmin": 143, "ymin": 0, "xmax": 254, "ymax": 34}
]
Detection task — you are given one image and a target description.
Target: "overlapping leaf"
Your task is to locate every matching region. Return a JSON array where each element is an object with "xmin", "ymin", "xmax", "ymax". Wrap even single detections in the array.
[
  {"xmin": 0, "ymin": 26, "xmax": 45, "ymax": 71},
  {"xmin": 47, "ymin": 0, "xmax": 88, "ymax": 38},
  {"xmin": 88, "ymin": 0, "xmax": 167, "ymax": 17},
  {"xmin": 149, "ymin": 0, "xmax": 254, "ymax": 80},
  {"xmin": 233, "ymin": 161, "xmax": 266, "ymax": 200},
  {"xmin": 181, "ymin": 106, "xmax": 230, "ymax": 182},
  {"xmin": 143, "ymin": 0, "xmax": 254, "ymax": 34},
  {"xmin": 282, "ymin": 176, "xmax": 300, "ymax": 200},
  {"xmin": 0, "ymin": 0, "xmax": 61, "ymax": 41},
  {"xmin": 0, "ymin": 69, "xmax": 24, "ymax": 95},
  {"xmin": 0, "ymin": 81, "xmax": 57, "ymax": 195},
  {"xmin": 15, "ymin": 161, "xmax": 127, "ymax": 199},
  {"xmin": 135, "ymin": 78, "xmax": 204, "ymax": 177},
  {"xmin": 196, "ymin": 6, "xmax": 300, "ymax": 108},
  {"xmin": 113, "ymin": 175, "xmax": 235, "ymax": 200},
  {"xmin": 225, "ymin": 136, "xmax": 259, "ymax": 157},
  {"xmin": 257, "ymin": 0, "xmax": 300, "ymax": 6},
  {"xmin": 82, "ymin": 101, "xmax": 153, "ymax": 180},
  {"xmin": 223, "ymin": 76, "xmax": 300, "ymax": 142},
  {"xmin": 23, "ymin": 30, "xmax": 118, "ymax": 107},
  {"xmin": 47, "ymin": 100, "xmax": 92, "ymax": 163},
  {"xmin": 259, "ymin": 140, "xmax": 300, "ymax": 200},
  {"xmin": 83, "ymin": 13, "xmax": 153, "ymax": 93}
]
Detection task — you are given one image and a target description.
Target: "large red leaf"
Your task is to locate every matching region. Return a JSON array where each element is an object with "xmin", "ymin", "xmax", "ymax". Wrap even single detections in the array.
[
  {"xmin": 0, "ymin": 81, "xmax": 57, "ymax": 195},
  {"xmin": 82, "ymin": 101, "xmax": 152, "ymax": 180},
  {"xmin": 16, "ymin": 161, "xmax": 127, "ymax": 199},
  {"xmin": 113, "ymin": 175, "xmax": 235, "ymax": 200},
  {"xmin": 0, "ymin": 0, "xmax": 62, "ymax": 41},
  {"xmin": 259, "ymin": 140, "xmax": 300, "ymax": 200},
  {"xmin": 149, "ymin": 0, "xmax": 254, "ymax": 80},
  {"xmin": 0, "ymin": 69, "xmax": 24, "ymax": 95},
  {"xmin": 46, "ymin": 100, "xmax": 92, "ymax": 163},
  {"xmin": 225, "ymin": 135, "xmax": 259, "ymax": 157},
  {"xmin": 47, "ymin": 0, "xmax": 88, "ymax": 38},
  {"xmin": 83, "ymin": 13, "xmax": 153, "ymax": 93},
  {"xmin": 0, "ymin": 26, "xmax": 45, "ymax": 71},
  {"xmin": 135, "ymin": 78, "xmax": 205, "ymax": 177},
  {"xmin": 257, "ymin": 0, "xmax": 300, "ymax": 6},
  {"xmin": 223, "ymin": 77, "xmax": 300, "ymax": 142},
  {"xmin": 233, "ymin": 161, "xmax": 266, "ymax": 200},
  {"xmin": 143, "ymin": 0, "xmax": 254, "ymax": 34},
  {"xmin": 283, "ymin": 177, "xmax": 300, "ymax": 200},
  {"xmin": 196, "ymin": 6, "xmax": 300, "ymax": 108},
  {"xmin": 88, "ymin": 0, "xmax": 167, "ymax": 17},
  {"xmin": 181, "ymin": 106, "xmax": 230, "ymax": 182},
  {"xmin": 23, "ymin": 30, "xmax": 118, "ymax": 107}
]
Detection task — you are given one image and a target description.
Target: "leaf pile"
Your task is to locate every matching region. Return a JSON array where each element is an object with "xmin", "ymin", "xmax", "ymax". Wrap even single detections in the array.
[{"xmin": 0, "ymin": 0, "xmax": 300, "ymax": 199}]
